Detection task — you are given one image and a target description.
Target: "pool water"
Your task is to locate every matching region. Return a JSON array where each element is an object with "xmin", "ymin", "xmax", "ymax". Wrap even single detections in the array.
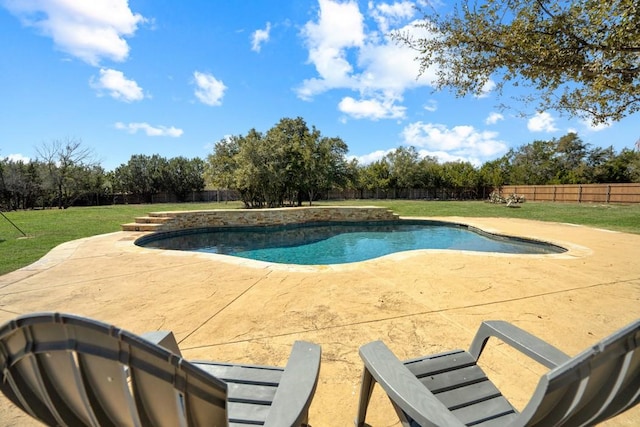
[{"xmin": 137, "ymin": 221, "xmax": 565, "ymax": 265}]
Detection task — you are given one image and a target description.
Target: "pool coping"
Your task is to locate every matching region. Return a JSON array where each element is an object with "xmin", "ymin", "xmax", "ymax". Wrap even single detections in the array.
[{"xmin": 128, "ymin": 216, "xmax": 592, "ymax": 272}]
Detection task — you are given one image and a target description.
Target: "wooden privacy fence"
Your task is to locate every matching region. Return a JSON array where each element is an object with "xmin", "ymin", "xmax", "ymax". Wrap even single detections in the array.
[
  {"xmin": 497, "ymin": 183, "xmax": 640, "ymax": 203},
  {"xmin": 107, "ymin": 184, "xmax": 640, "ymax": 205},
  {"xmin": 328, "ymin": 187, "xmax": 492, "ymax": 200}
]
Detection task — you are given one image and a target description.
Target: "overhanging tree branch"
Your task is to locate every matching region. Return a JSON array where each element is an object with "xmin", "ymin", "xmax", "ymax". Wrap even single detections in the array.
[{"xmin": 395, "ymin": 0, "xmax": 640, "ymax": 124}]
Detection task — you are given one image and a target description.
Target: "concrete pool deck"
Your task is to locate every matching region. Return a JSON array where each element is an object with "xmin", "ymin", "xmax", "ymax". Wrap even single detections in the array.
[{"xmin": 0, "ymin": 216, "xmax": 638, "ymax": 426}]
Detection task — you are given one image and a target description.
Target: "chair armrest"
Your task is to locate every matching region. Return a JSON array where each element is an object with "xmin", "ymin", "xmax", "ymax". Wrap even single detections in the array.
[
  {"xmin": 358, "ymin": 341, "xmax": 464, "ymax": 427},
  {"xmin": 140, "ymin": 331, "xmax": 182, "ymax": 355},
  {"xmin": 469, "ymin": 321, "xmax": 570, "ymax": 369},
  {"xmin": 264, "ymin": 341, "xmax": 321, "ymax": 427}
]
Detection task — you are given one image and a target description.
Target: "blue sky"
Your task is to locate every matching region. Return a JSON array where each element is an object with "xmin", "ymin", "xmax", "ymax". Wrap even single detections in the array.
[{"xmin": 1, "ymin": 0, "xmax": 638, "ymax": 172}]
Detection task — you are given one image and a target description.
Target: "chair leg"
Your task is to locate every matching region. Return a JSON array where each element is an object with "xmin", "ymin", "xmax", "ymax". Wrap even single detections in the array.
[{"xmin": 355, "ymin": 368, "xmax": 376, "ymax": 426}]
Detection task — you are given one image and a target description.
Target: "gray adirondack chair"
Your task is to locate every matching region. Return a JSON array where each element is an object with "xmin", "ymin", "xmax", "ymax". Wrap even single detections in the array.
[
  {"xmin": 0, "ymin": 312, "xmax": 321, "ymax": 427},
  {"xmin": 356, "ymin": 319, "xmax": 640, "ymax": 426}
]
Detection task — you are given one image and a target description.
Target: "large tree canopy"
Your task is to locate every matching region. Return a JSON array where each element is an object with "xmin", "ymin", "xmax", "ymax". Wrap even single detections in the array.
[
  {"xmin": 397, "ymin": 0, "xmax": 640, "ymax": 123},
  {"xmin": 206, "ymin": 117, "xmax": 350, "ymax": 208}
]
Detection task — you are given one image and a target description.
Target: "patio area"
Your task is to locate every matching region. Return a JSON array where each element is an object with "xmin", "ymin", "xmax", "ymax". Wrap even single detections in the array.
[{"xmin": 0, "ymin": 216, "xmax": 639, "ymax": 426}]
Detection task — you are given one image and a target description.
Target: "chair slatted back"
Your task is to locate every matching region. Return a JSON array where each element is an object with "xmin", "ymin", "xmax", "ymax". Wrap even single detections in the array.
[
  {"xmin": 521, "ymin": 320, "xmax": 640, "ymax": 426},
  {"xmin": 0, "ymin": 313, "xmax": 228, "ymax": 427}
]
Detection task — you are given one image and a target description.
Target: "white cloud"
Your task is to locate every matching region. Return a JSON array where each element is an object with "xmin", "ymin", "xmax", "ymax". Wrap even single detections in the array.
[
  {"xmin": 338, "ymin": 96, "xmax": 406, "ymax": 120},
  {"xmin": 354, "ymin": 145, "xmax": 479, "ymax": 166},
  {"xmin": 90, "ymin": 68, "xmax": 145, "ymax": 102},
  {"xmin": 298, "ymin": 14, "xmax": 432, "ymax": 98},
  {"xmin": 416, "ymin": 149, "xmax": 476, "ymax": 165},
  {"xmin": 369, "ymin": 1, "xmax": 416, "ymax": 33},
  {"xmin": 3, "ymin": 0, "xmax": 146, "ymax": 65},
  {"xmin": 527, "ymin": 111, "xmax": 558, "ymax": 132},
  {"xmin": 6, "ymin": 153, "xmax": 31, "ymax": 163},
  {"xmin": 251, "ymin": 22, "xmax": 271, "ymax": 52},
  {"xmin": 115, "ymin": 122, "xmax": 183, "ymax": 137},
  {"xmin": 485, "ymin": 112, "xmax": 504, "ymax": 125},
  {"xmin": 355, "ymin": 26, "xmax": 434, "ymax": 93},
  {"xmin": 193, "ymin": 71, "xmax": 227, "ymax": 106},
  {"xmin": 580, "ymin": 118, "xmax": 611, "ymax": 132},
  {"xmin": 297, "ymin": 0, "xmax": 437, "ymax": 120},
  {"xmin": 401, "ymin": 121, "xmax": 508, "ymax": 164},
  {"xmin": 352, "ymin": 149, "xmax": 395, "ymax": 165},
  {"xmin": 423, "ymin": 100, "xmax": 438, "ymax": 112},
  {"xmin": 299, "ymin": 0, "xmax": 365, "ymax": 97}
]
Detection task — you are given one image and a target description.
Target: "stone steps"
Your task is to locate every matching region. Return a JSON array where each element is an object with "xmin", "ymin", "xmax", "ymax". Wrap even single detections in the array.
[{"xmin": 121, "ymin": 213, "xmax": 175, "ymax": 232}]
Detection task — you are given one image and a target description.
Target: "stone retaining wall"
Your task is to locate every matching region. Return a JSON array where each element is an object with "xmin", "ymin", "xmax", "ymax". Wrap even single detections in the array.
[{"xmin": 150, "ymin": 206, "xmax": 399, "ymax": 232}]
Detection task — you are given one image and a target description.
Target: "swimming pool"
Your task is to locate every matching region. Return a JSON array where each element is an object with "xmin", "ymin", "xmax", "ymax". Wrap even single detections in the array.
[{"xmin": 136, "ymin": 220, "xmax": 565, "ymax": 265}]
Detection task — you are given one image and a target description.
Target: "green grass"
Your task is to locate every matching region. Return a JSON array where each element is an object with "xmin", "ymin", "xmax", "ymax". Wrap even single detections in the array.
[
  {"xmin": 0, "ymin": 202, "xmax": 243, "ymax": 276},
  {"xmin": 1, "ymin": 200, "xmax": 639, "ymax": 276}
]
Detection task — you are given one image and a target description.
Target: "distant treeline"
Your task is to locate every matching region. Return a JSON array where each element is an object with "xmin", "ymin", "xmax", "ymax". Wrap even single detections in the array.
[{"xmin": 2, "ymin": 119, "xmax": 639, "ymax": 210}]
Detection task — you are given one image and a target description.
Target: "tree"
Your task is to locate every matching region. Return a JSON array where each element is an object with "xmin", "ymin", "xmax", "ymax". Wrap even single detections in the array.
[
  {"xmin": 397, "ymin": 0, "xmax": 640, "ymax": 123},
  {"xmin": 344, "ymin": 158, "xmax": 363, "ymax": 197},
  {"xmin": 263, "ymin": 117, "xmax": 310, "ymax": 206},
  {"xmin": 603, "ymin": 148, "xmax": 640, "ymax": 183},
  {"xmin": 301, "ymin": 136, "xmax": 349, "ymax": 205},
  {"xmin": 37, "ymin": 138, "xmax": 97, "ymax": 209},
  {"xmin": 479, "ymin": 156, "xmax": 510, "ymax": 189},
  {"xmin": 554, "ymin": 132, "xmax": 589, "ymax": 183},
  {"xmin": 83, "ymin": 165, "xmax": 109, "ymax": 206},
  {"xmin": 227, "ymin": 129, "xmax": 269, "ymax": 208},
  {"xmin": 385, "ymin": 147, "xmax": 421, "ymax": 196},
  {"xmin": 506, "ymin": 139, "xmax": 558, "ymax": 185},
  {"xmin": 0, "ymin": 159, "xmax": 42, "ymax": 210},
  {"xmin": 206, "ymin": 136, "xmax": 241, "ymax": 193},
  {"xmin": 416, "ymin": 156, "xmax": 445, "ymax": 199},
  {"xmin": 167, "ymin": 157, "xmax": 205, "ymax": 202},
  {"xmin": 206, "ymin": 117, "xmax": 350, "ymax": 208},
  {"xmin": 360, "ymin": 160, "xmax": 391, "ymax": 198},
  {"xmin": 440, "ymin": 161, "xmax": 479, "ymax": 198},
  {"xmin": 114, "ymin": 154, "xmax": 169, "ymax": 203},
  {"xmin": 585, "ymin": 145, "xmax": 617, "ymax": 183}
]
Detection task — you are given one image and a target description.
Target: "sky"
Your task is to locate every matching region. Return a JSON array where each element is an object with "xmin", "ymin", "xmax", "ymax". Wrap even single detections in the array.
[{"xmin": 1, "ymin": 0, "xmax": 638, "ymax": 172}]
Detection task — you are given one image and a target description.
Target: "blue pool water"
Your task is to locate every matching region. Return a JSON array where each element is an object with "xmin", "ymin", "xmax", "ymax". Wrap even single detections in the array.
[{"xmin": 137, "ymin": 220, "xmax": 565, "ymax": 265}]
